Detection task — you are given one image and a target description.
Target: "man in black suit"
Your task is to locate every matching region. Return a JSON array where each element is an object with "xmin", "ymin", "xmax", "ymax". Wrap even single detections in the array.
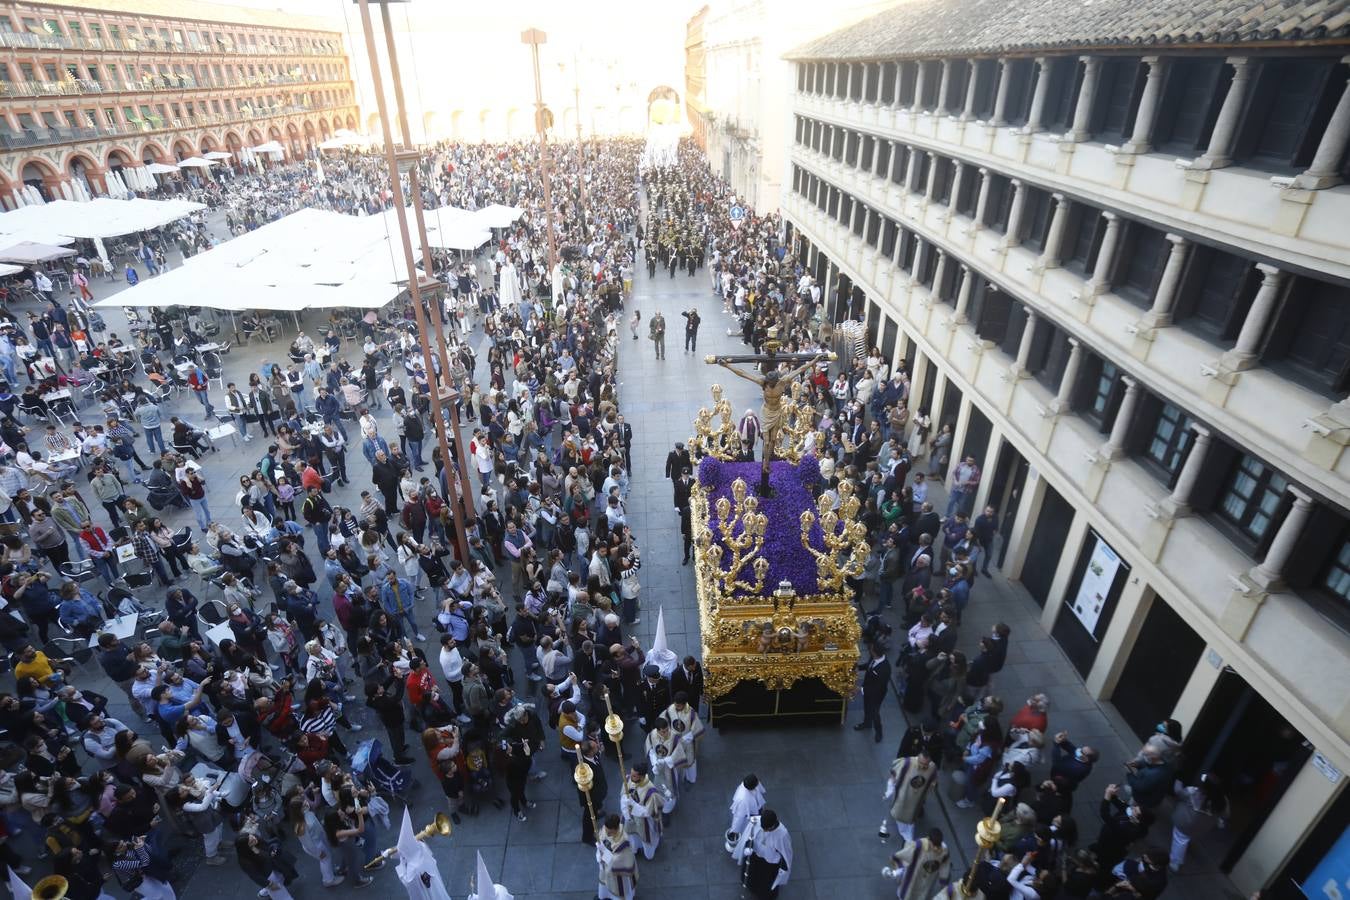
[
  {"xmin": 673, "ymin": 468, "xmax": 693, "ymax": 512},
  {"xmin": 576, "ymin": 738, "xmax": 609, "ymax": 846},
  {"xmin": 854, "ymin": 642, "xmax": 891, "ymax": 742},
  {"xmin": 664, "ymin": 441, "xmax": 691, "ymax": 481},
  {"xmin": 670, "ymin": 655, "xmax": 704, "ymax": 712},
  {"xmin": 614, "ymin": 414, "xmax": 633, "ymax": 472}
]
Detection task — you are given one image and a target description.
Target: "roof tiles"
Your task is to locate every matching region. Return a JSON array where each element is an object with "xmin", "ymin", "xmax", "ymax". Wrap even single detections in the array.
[{"xmin": 784, "ymin": 0, "xmax": 1350, "ymax": 61}]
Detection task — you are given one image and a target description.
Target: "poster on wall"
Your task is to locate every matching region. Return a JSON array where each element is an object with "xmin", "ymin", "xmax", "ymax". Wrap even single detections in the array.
[{"xmin": 1071, "ymin": 535, "xmax": 1122, "ymax": 637}]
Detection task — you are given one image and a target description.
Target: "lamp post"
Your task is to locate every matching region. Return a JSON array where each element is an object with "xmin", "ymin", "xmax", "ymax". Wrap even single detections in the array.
[
  {"xmin": 521, "ymin": 27, "xmax": 559, "ymax": 277},
  {"xmin": 561, "ymin": 52, "xmax": 589, "ymax": 240},
  {"xmin": 354, "ymin": 0, "xmax": 470, "ymax": 563}
]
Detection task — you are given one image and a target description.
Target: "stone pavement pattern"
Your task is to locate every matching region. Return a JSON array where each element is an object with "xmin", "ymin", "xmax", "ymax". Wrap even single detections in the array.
[{"xmin": 6, "ymin": 215, "xmax": 1244, "ymax": 898}]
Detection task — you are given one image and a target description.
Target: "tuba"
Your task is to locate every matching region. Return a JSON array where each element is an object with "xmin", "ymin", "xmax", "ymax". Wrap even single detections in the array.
[{"xmin": 32, "ymin": 875, "xmax": 69, "ymax": 900}]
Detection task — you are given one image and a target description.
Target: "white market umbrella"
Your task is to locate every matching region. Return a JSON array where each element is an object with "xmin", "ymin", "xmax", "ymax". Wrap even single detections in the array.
[
  {"xmin": 72, "ymin": 179, "xmax": 91, "ymax": 202},
  {"xmin": 7, "ymin": 189, "xmax": 23, "ymax": 208},
  {"xmin": 58, "ymin": 180, "xmax": 74, "ymax": 201},
  {"xmin": 24, "ymin": 185, "xmax": 45, "ymax": 205},
  {"xmin": 203, "ymin": 150, "xmax": 232, "ymax": 160},
  {"xmin": 177, "ymin": 156, "xmax": 217, "ymax": 168},
  {"xmin": 107, "ymin": 171, "xmax": 126, "ymax": 198},
  {"xmin": 145, "ymin": 162, "xmax": 180, "ymax": 174}
]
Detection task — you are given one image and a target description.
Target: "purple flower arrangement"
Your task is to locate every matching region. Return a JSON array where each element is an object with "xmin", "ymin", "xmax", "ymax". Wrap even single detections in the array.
[{"xmin": 697, "ymin": 454, "xmax": 826, "ymax": 597}]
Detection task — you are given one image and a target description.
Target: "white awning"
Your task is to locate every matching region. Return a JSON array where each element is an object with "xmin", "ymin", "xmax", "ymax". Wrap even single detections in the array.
[
  {"xmin": 473, "ymin": 203, "xmax": 524, "ymax": 229},
  {"xmin": 0, "ymin": 263, "xmax": 26, "ymax": 277},
  {"xmin": 177, "ymin": 156, "xmax": 218, "ymax": 168},
  {"xmin": 249, "ymin": 141, "xmax": 286, "ymax": 156},
  {"xmin": 202, "ymin": 151, "xmax": 233, "ymax": 160},
  {"xmin": 144, "ymin": 162, "xmax": 181, "ymax": 174},
  {"xmin": 0, "ymin": 241, "xmax": 77, "ymax": 264},
  {"xmin": 0, "ymin": 197, "xmax": 203, "ymax": 242}
]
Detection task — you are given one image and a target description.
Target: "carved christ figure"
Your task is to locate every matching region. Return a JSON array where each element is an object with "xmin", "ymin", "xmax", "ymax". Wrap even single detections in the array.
[{"xmin": 712, "ymin": 356, "xmax": 823, "ymax": 463}]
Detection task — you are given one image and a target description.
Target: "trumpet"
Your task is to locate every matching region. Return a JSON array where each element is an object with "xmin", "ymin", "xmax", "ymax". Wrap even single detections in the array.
[
  {"xmin": 363, "ymin": 813, "xmax": 452, "ymax": 869},
  {"xmin": 32, "ymin": 875, "xmax": 69, "ymax": 900}
]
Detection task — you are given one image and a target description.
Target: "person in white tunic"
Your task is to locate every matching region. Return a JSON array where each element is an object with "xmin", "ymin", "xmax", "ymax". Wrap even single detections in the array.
[
  {"xmin": 740, "ymin": 810, "xmax": 792, "ymax": 899},
  {"xmin": 497, "ymin": 260, "xmax": 523, "ymax": 307},
  {"xmin": 469, "ymin": 849, "xmax": 514, "ymax": 900},
  {"xmin": 644, "ymin": 717, "xmax": 687, "ymax": 814},
  {"xmin": 620, "ymin": 762, "xmax": 665, "ymax": 860},
  {"xmin": 725, "ymin": 774, "xmax": 766, "ymax": 855},
  {"xmin": 881, "ymin": 751, "xmax": 939, "ymax": 844},
  {"xmin": 663, "ymin": 694, "xmax": 705, "ymax": 783},
  {"xmin": 392, "ymin": 807, "xmax": 451, "ymax": 900},
  {"xmin": 597, "ymin": 813, "xmax": 638, "ymax": 900}
]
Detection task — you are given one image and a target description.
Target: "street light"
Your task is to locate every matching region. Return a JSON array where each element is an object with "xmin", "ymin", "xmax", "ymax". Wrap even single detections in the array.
[
  {"xmin": 521, "ymin": 27, "xmax": 559, "ymax": 277},
  {"xmin": 354, "ymin": 0, "xmax": 472, "ymax": 563}
]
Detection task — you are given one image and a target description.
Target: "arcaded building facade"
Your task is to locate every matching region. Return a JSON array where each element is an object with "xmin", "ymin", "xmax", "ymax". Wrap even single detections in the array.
[
  {"xmin": 0, "ymin": 0, "xmax": 358, "ymax": 202},
  {"xmin": 784, "ymin": 0, "xmax": 1350, "ymax": 891}
]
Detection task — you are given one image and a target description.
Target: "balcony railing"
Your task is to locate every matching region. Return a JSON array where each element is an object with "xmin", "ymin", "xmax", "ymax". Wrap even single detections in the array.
[
  {"xmin": 0, "ymin": 30, "xmax": 344, "ymax": 57},
  {"xmin": 0, "ymin": 102, "xmax": 345, "ymax": 150},
  {"xmin": 0, "ymin": 72, "xmax": 349, "ymax": 99}
]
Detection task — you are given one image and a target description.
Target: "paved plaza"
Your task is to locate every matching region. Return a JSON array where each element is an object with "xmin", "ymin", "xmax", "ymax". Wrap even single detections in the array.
[{"xmin": 3, "ymin": 221, "xmax": 1247, "ymax": 899}]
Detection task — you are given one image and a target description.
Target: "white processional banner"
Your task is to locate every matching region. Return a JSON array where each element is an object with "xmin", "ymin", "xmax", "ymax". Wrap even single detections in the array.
[{"xmin": 1070, "ymin": 535, "xmax": 1120, "ymax": 637}]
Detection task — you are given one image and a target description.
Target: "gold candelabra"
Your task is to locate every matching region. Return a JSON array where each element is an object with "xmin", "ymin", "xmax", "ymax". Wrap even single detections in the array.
[
  {"xmin": 708, "ymin": 477, "xmax": 771, "ymax": 598},
  {"xmin": 799, "ymin": 480, "xmax": 869, "ymax": 594}
]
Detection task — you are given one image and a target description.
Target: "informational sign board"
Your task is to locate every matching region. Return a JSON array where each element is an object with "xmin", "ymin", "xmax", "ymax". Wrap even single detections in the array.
[{"xmin": 1071, "ymin": 535, "xmax": 1121, "ymax": 636}]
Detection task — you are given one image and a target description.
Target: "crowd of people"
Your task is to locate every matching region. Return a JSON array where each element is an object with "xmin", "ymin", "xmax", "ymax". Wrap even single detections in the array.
[{"xmin": 0, "ymin": 129, "xmax": 1217, "ymax": 900}]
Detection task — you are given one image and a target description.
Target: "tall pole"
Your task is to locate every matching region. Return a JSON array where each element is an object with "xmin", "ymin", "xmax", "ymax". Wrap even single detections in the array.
[
  {"xmin": 356, "ymin": 0, "xmax": 468, "ymax": 564},
  {"xmin": 573, "ymin": 51, "xmax": 589, "ymax": 239},
  {"xmin": 376, "ymin": 1, "xmax": 477, "ymax": 550},
  {"xmin": 522, "ymin": 28, "xmax": 559, "ymax": 278}
]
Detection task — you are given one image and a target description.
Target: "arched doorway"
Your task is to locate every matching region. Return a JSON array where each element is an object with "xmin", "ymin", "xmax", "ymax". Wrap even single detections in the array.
[
  {"xmin": 366, "ymin": 112, "xmax": 381, "ymax": 135},
  {"xmin": 286, "ymin": 122, "xmax": 302, "ymax": 157},
  {"xmin": 171, "ymin": 138, "xmax": 193, "ymax": 161},
  {"xmin": 304, "ymin": 120, "xmax": 318, "ymax": 150},
  {"xmin": 505, "ymin": 109, "xmax": 520, "ymax": 139},
  {"xmin": 478, "ymin": 109, "xmax": 492, "ymax": 142},
  {"xmin": 19, "ymin": 159, "xmax": 57, "ymax": 200},
  {"xmin": 345, "ymin": 114, "xmax": 357, "ymax": 131},
  {"xmin": 647, "ymin": 85, "xmax": 681, "ymax": 127},
  {"xmin": 140, "ymin": 141, "xmax": 168, "ymax": 164},
  {"xmin": 450, "ymin": 110, "xmax": 463, "ymax": 141},
  {"xmin": 247, "ymin": 128, "xmax": 263, "ymax": 146},
  {"xmin": 66, "ymin": 152, "xmax": 101, "ymax": 195}
]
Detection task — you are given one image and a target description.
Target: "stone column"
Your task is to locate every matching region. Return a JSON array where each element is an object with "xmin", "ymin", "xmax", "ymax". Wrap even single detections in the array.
[
  {"xmin": 912, "ymin": 61, "xmax": 928, "ymax": 113},
  {"xmin": 1086, "ymin": 211, "xmax": 1122, "ymax": 293},
  {"xmin": 1122, "ymin": 57, "xmax": 1167, "ymax": 153},
  {"xmin": 1293, "ymin": 57, "xmax": 1350, "ymax": 190},
  {"xmin": 1024, "ymin": 57, "xmax": 1051, "ymax": 133},
  {"xmin": 991, "ymin": 59, "xmax": 1012, "ymax": 126},
  {"xmin": 1196, "ymin": 57, "xmax": 1256, "ymax": 169},
  {"xmin": 842, "ymin": 63, "xmax": 852, "ymax": 101},
  {"xmin": 930, "ymin": 250, "xmax": 948, "ymax": 299},
  {"xmin": 1037, "ymin": 193, "xmax": 1070, "ymax": 268},
  {"xmin": 972, "ymin": 167, "xmax": 992, "ymax": 223},
  {"xmin": 892, "ymin": 228, "xmax": 906, "ymax": 267},
  {"xmin": 947, "ymin": 162, "xmax": 966, "ymax": 210},
  {"xmin": 1250, "ymin": 487, "xmax": 1316, "ymax": 590},
  {"xmin": 874, "ymin": 140, "xmax": 888, "ymax": 177},
  {"xmin": 924, "ymin": 152, "xmax": 941, "ymax": 202},
  {"xmin": 961, "ymin": 60, "xmax": 981, "ymax": 120},
  {"xmin": 1048, "ymin": 337, "xmax": 1084, "ymax": 414},
  {"xmin": 1221, "ymin": 263, "xmax": 1286, "ymax": 371},
  {"xmin": 936, "ymin": 59, "xmax": 954, "ymax": 114},
  {"xmin": 1012, "ymin": 311, "xmax": 1039, "ymax": 375},
  {"xmin": 1100, "ymin": 376, "xmax": 1142, "ymax": 459},
  {"xmin": 1141, "ymin": 234, "xmax": 1191, "ymax": 327},
  {"xmin": 1067, "ymin": 56, "xmax": 1101, "ymax": 141},
  {"xmin": 1000, "ymin": 179, "xmax": 1027, "ymax": 247},
  {"xmin": 952, "ymin": 265, "xmax": 974, "ymax": 322},
  {"xmin": 888, "ymin": 141, "xmax": 903, "ymax": 182},
  {"xmin": 1163, "ymin": 425, "xmax": 1212, "ymax": 515}
]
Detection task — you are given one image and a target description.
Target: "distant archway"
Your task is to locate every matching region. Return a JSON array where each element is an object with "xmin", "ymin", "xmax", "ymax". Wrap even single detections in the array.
[
  {"xmin": 647, "ymin": 85, "xmax": 680, "ymax": 127},
  {"xmin": 366, "ymin": 112, "xmax": 381, "ymax": 135},
  {"xmin": 449, "ymin": 110, "xmax": 463, "ymax": 141},
  {"xmin": 422, "ymin": 111, "xmax": 440, "ymax": 141}
]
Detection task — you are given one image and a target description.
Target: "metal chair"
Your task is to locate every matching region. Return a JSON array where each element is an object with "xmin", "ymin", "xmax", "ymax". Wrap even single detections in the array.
[
  {"xmin": 59, "ymin": 559, "xmax": 100, "ymax": 589},
  {"xmin": 197, "ymin": 598, "xmax": 229, "ymax": 641}
]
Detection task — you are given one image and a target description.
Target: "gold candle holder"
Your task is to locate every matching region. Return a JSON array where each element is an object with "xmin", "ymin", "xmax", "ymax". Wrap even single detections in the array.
[
  {"xmin": 602, "ymin": 687, "xmax": 627, "ymax": 785},
  {"xmin": 960, "ymin": 797, "xmax": 1006, "ymax": 896}
]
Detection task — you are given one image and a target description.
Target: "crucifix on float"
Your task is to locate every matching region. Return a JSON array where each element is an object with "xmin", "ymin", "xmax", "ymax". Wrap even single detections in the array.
[{"xmin": 706, "ymin": 330, "xmax": 833, "ymax": 496}]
